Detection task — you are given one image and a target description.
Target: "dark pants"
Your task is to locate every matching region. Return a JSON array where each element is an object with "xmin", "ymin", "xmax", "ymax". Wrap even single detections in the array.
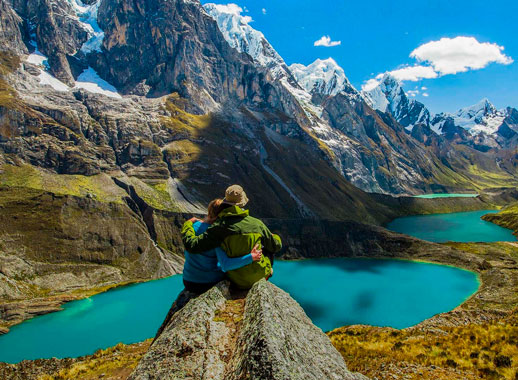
[{"xmin": 183, "ymin": 279, "xmax": 219, "ymax": 294}]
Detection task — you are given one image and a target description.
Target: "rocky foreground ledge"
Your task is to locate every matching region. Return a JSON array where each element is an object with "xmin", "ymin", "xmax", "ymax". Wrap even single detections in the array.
[{"xmin": 129, "ymin": 280, "xmax": 368, "ymax": 380}]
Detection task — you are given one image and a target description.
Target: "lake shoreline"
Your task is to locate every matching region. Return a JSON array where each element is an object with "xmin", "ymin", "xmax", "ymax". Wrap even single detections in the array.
[
  {"xmin": 329, "ymin": 240, "xmax": 518, "ymax": 379},
  {"xmin": 1, "ymin": 238, "xmax": 517, "ymax": 378},
  {"xmin": 1, "ymin": 194, "xmax": 518, "ymax": 378},
  {"xmin": 0, "ymin": 211, "xmax": 510, "ymax": 336}
]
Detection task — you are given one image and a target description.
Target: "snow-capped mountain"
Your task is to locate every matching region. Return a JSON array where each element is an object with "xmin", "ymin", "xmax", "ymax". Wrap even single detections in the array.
[
  {"xmin": 363, "ymin": 75, "xmax": 515, "ymax": 139},
  {"xmin": 431, "ymin": 99, "xmax": 506, "ymax": 136},
  {"xmin": 203, "ymin": 3, "xmax": 285, "ymax": 76},
  {"xmin": 203, "ymin": 5, "xmax": 358, "ymax": 100},
  {"xmin": 289, "ymin": 58, "xmax": 356, "ymax": 97},
  {"xmin": 504, "ymin": 107, "xmax": 518, "ymax": 132},
  {"xmin": 361, "ymin": 74, "xmax": 430, "ymax": 130},
  {"xmin": 2, "ymin": 0, "xmax": 516, "ymax": 200}
]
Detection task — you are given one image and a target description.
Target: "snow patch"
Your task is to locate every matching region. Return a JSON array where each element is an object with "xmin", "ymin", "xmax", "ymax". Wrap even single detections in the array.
[
  {"xmin": 26, "ymin": 43, "xmax": 69, "ymax": 92},
  {"xmin": 74, "ymin": 67, "xmax": 122, "ymax": 98},
  {"xmin": 26, "ymin": 50, "xmax": 48, "ymax": 67},
  {"xmin": 38, "ymin": 71, "xmax": 70, "ymax": 92},
  {"xmin": 25, "ymin": 40, "xmax": 120, "ymax": 98}
]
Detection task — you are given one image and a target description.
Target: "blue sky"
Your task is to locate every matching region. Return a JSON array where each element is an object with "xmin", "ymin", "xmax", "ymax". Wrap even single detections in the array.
[{"xmin": 202, "ymin": 0, "xmax": 518, "ymax": 113}]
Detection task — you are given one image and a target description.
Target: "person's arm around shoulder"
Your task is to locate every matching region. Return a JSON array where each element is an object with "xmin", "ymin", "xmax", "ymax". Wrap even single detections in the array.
[
  {"xmin": 216, "ymin": 244, "xmax": 262, "ymax": 272},
  {"xmin": 181, "ymin": 217, "xmax": 225, "ymax": 254}
]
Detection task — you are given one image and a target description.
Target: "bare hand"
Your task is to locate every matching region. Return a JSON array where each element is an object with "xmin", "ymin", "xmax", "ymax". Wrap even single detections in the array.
[
  {"xmin": 188, "ymin": 217, "xmax": 201, "ymax": 223},
  {"xmin": 251, "ymin": 243, "xmax": 262, "ymax": 262}
]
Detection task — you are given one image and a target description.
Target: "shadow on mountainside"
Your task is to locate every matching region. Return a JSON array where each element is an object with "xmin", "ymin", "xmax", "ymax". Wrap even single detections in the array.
[{"xmin": 160, "ymin": 95, "xmax": 396, "ymax": 223}]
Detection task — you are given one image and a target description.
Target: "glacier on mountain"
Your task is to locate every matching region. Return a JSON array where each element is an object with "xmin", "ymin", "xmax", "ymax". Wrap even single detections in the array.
[
  {"xmin": 432, "ymin": 99, "xmax": 506, "ymax": 136},
  {"xmin": 361, "ymin": 74, "xmax": 430, "ymax": 130},
  {"xmin": 289, "ymin": 58, "xmax": 352, "ymax": 97},
  {"xmin": 203, "ymin": 3, "xmax": 284, "ymax": 73},
  {"xmin": 69, "ymin": 0, "xmax": 104, "ymax": 53}
]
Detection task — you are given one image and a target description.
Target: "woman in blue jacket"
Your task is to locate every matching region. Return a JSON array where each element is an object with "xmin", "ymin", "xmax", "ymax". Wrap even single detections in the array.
[{"xmin": 182, "ymin": 198, "xmax": 262, "ymax": 294}]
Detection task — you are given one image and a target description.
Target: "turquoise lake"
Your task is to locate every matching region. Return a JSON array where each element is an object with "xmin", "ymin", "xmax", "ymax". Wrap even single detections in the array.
[
  {"xmin": 386, "ymin": 209, "xmax": 516, "ymax": 243},
  {"xmin": 413, "ymin": 193, "xmax": 479, "ymax": 199},
  {"xmin": 0, "ymin": 258, "xmax": 479, "ymax": 363}
]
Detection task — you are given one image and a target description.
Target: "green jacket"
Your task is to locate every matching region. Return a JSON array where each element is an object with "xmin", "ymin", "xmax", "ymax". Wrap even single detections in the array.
[{"xmin": 181, "ymin": 206, "xmax": 282, "ymax": 289}]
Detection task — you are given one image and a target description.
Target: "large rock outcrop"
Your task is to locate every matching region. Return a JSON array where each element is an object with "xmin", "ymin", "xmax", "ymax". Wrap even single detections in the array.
[
  {"xmin": 129, "ymin": 280, "xmax": 368, "ymax": 380},
  {"xmin": 0, "ymin": 0, "xmax": 27, "ymax": 55}
]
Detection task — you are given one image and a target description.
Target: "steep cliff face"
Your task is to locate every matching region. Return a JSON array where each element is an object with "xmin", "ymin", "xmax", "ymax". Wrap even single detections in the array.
[
  {"xmin": 130, "ymin": 280, "xmax": 369, "ymax": 380},
  {"xmin": 0, "ymin": 0, "xmax": 27, "ymax": 55},
  {"xmin": 93, "ymin": 0, "xmax": 284, "ymax": 110},
  {"xmin": 9, "ymin": 0, "xmax": 90, "ymax": 85}
]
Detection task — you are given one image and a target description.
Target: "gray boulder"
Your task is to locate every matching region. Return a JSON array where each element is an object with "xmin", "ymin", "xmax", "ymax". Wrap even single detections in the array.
[{"xmin": 129, "ymin": 280, "xmax": 368, "ymax": 380}]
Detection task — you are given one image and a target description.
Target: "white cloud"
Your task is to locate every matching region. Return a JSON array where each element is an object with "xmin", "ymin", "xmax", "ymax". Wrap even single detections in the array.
[
  {"xmin": 211, "ymin": 3, "xmax": 253, "ymax": 24},
  {"xmin": 361, "ymin": 36, "xmax": 513, "ymax": 93},
  {"xmin": 361, "ymin": 66, "xmax": 436, "ymax": 92},
  {"xmin": 387, "ymin": 65, "xmax": 438, "ymax": 82},
  {"xmin": 407, "ymin": 89, "xmax": 419, "ymax": 97},
  {"xmin": 314, "ymin": 35, "xmax": 341, "ymax": 47},
  {"xmin": 362, "ymin": 78, "xmax": 381, "ymax": 92},
  {"xmin": 410, "ymin": 36, "xmax": 513, "ymax": 75},
  {"xmin": 422, "ymin": 93, "xmax": 429, "ymax": 97},
  {"xmin": 262, "ymin": 8, "xmax": 267, "ymax": 15}
]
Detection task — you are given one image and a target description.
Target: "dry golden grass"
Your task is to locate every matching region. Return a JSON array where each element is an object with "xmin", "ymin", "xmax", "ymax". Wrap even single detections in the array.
[
  {"xmin": 329, "ymin": 311, "xmax": 518, "ymax": 380},
  {"xmin": 37, "ymin": 341, "xmax": 151, "ymax": 380}
]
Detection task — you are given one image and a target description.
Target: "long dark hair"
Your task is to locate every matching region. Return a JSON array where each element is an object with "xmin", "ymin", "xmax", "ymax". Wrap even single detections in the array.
[{"xmin": 207, "ymin": 198, "xmax": 225, "ymax": 220}]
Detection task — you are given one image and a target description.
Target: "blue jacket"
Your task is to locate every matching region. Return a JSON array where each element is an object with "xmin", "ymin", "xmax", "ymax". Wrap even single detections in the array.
[{"xmin": 182, "ymin": 221, "xmax": 253, "ymax": 283}]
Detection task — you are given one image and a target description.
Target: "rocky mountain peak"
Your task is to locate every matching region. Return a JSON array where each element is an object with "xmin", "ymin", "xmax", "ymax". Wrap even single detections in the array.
[
  {"xmin": 362, "ymin": 73, "xmax": 430, "ymax": 130},
  {"xmin": 432, "ymin": 98, "xmax": 505, "ymax": 137},
  {"xmin": 289, "ymin": 58, "xmax": 356, "ymax": 97},
  {"xmin": 203, "ymin": 3, "xmax": 285, "ymax": 71}
]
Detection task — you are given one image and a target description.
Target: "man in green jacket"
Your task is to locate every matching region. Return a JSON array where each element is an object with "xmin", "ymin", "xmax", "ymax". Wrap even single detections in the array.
[{"xmin": 182, "ymin": 185, "xmax": 282, "ymax": 289}]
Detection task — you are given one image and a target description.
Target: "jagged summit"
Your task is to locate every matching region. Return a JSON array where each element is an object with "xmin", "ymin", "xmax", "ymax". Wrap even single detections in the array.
[
  {"xmin": 362, "ymin": 73, "xmax": 430, "ymax": 130},
  {"xmin": 453, "ymin": 98, "xmax": 504, "ymax": 135},
  {"xmin": 361, "ymin": 73, "xmax": 401, "ymax": 113},
  {"xmin": 203, "ymin": 2, "xmax": 287, "ymax": 78},
  {"xmin": 362, "ymin": 76, "xmax": 515, "ymax": 139},
  {"xmin": 432, "ymin": 98, "xmax": 506, "ymax": 136},
  {"xmin": 289, "ymin": 58, "xmax": 356, "ymax": 97}
]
